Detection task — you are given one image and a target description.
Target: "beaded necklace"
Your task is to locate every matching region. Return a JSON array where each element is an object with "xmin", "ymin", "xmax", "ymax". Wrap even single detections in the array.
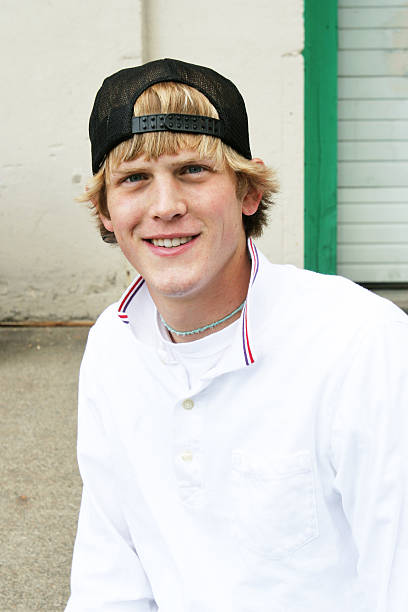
[{"xmin": 159, "ymin": 300, "xmax": 246, "ymax": 337}]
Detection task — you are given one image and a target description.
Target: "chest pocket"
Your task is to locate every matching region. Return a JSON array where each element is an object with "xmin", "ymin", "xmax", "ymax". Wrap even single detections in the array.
[{"xmin": 231, "ymin": 450, "xmax": 319, "ymax": 559}]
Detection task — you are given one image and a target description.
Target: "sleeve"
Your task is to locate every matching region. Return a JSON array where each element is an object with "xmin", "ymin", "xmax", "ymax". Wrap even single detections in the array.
[
  {"xmin": 65, "ymin": 332, "xmax": 158, "ymax": 612},
  {"xmin": 331, "ymin": 319, "xmax": 408, "ymax": 612}
]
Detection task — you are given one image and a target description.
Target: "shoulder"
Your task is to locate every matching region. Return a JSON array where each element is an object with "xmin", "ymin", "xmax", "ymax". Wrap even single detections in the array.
[
  {"xmin": 89, "ymin": 301, "xmax": 121, "ymax": 339},
  {"xmin": 252, "ymin": 255, "xmax": 408, "ymax": 367},
  {"xmin": 83, "ymin": 301, "xmax": 133, "ymax": 363},
  {"xmin": 300, "ymin": 268, "xmax": 406, "ymax": 327},
  {"xmin": 259, "ymin": 255, "xmax": 407, "ymax": 328}
]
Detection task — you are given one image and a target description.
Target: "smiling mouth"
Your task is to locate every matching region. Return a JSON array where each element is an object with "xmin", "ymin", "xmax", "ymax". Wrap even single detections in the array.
[{"xmin": 147, "ymin": 236, "xmax": 197, "ymax": 248}]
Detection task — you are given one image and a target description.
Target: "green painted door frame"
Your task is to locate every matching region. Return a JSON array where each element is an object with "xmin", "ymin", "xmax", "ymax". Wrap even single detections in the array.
[{"xmin": 304, "ymin": 0, "xmax": 338, "ymax": 274}]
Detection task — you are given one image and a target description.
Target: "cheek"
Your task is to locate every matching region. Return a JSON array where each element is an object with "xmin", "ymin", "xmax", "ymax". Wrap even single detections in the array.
[
  {"xmin": 219, "ymin": 195, "xmax": 245, "ymax": 233},
  {"xmin": 208, "ymin": 186, "xmax": 242, "ymax": 219},
  {"xmin": 108, "ymin": 198, "xmax": 143, "ymax": 232},
  {"xmin": 216, "ymin": 209, "xmax": 245, "ymax": 252}
]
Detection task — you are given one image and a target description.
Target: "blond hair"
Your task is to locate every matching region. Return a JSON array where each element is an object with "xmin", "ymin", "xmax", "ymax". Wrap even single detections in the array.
[{"xmin": 79, "ymin": 82, "xmax": 278, "ymax": 241}]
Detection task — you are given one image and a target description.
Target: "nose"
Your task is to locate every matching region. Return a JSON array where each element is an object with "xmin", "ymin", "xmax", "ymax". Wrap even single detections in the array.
[{"xmin": 149, "ymin": 174, "xmax": 187, "ymax": 221}]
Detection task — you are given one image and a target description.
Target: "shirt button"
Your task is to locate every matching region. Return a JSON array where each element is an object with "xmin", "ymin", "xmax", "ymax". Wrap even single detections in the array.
[
  {"xmin": 182, "ymin": 398, "xmax": 194, "ymax": 410},
  {"xmin": 181, "ymin": 451, "xmax": 193, "ymax": 462},
  {"xmin": 158, "ymin": 349, "xmax": 169, "ymax": 364}
]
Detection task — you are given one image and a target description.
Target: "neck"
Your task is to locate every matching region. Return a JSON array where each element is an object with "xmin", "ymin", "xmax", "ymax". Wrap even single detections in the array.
[
  {"xmin": 160, "ymin": 298, "xmax": 246, "ymax": 341},
  {"xmin": 150, "ymin": 249, "xmax": 251, "ymax": 343}
]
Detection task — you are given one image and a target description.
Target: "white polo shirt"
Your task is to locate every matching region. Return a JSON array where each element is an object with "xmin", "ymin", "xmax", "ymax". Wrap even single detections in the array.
[{"xmin": 66, "ymin": 240, "xmax": 408, "ymax": 612}]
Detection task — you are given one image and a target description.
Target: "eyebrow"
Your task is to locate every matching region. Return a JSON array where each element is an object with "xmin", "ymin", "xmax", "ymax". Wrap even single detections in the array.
[{"xmin": 112, "ymin": 157, "xmax": 213, "ymax": 177}]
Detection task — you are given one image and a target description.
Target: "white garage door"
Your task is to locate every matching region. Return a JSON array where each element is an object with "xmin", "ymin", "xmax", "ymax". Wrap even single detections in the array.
[{"xmin": 337, "ymin": 0, "xmax": 408, "ymax": 282}]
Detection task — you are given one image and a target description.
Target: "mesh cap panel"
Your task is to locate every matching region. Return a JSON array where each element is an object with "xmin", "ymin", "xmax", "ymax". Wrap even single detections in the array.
[{"xmin": 89, "ymin": 58, "xmax": 252, "ymax": 173}]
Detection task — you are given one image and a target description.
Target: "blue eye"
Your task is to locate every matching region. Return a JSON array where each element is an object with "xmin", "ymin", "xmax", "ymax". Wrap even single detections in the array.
[
  {"xmin": 125, "ymin": 173, "xmax": 145, "ymax": 183},
  {"xmin": 187, "ymin": 165, "xmax": 203, "ymax": 174}
]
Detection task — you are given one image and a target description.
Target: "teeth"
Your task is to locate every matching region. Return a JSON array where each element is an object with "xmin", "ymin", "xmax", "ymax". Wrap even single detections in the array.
[{"xmin": 151, "ymin": 236, "xmax": 194, "ymax": 247}]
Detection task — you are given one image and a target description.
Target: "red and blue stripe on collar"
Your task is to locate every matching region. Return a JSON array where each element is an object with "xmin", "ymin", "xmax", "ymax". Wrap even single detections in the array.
[
  {"xmin": 242, "ymin": 238, "xmax": 259, "ymax": 365},
  {"xmin": 117, "ymin": 276, "xmax": 145, "ymax": 324}
]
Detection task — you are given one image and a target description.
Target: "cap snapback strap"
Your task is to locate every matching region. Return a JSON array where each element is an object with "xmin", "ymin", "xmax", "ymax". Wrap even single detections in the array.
[{"xmin": 132, "ymin": 113, "xmax": 224, "ymax": 137}]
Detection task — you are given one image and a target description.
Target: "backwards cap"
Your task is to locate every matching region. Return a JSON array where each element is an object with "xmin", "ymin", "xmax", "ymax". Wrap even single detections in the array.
[{"xmin": 89, "ymin": 58, "xmax": 252, "ymax": 174}]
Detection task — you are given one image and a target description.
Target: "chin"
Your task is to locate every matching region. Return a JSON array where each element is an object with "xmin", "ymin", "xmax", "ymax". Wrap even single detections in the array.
[{"xmin": 148, "ymin": 274, "xmax": 205, "ymax": 299}]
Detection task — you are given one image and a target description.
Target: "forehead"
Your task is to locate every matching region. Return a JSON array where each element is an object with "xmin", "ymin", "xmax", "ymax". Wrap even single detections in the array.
[{"xmin": 116, "ymin": 150, "xmax": 213, "ymax": 169}]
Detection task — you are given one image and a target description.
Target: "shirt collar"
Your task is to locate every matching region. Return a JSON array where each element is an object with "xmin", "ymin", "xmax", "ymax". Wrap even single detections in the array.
[
  {"xmin": 116, "ymin": 237, "xmax": 262, "ymax": 368},
  {"xmin": 241, "ymin": 237, "xmax": 259, "ymax": 365}
]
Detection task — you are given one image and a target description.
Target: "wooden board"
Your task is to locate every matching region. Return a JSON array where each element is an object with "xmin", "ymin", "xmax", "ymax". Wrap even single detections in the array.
[
  {"xmin": 338, "ymin": 140, "xmax": 408, "ymax": 160},
  {"xmin": 339, "ymin": 28, "xmax": 408, "ymax": 50},
  {"xmin": 338, "ymin": 222, "xmax": 408, "ymax": 242},
  {"xmin": 340, "ymin": 0, "xmax": 408, "ymax": 7},
  {"xmin": 338, "ymin": 244, "xmax": 408, "ymax": 263},
  {"xmin": 339, "ymin": 49, "xmax": 408, "ymax": 76},
  {"xmin": 338, "ymin": 120, "xmax": 408, "ymax": 140},
  {"xmin": 338, "ymin": 186, "xmax": 408, "ymax": 201},
  {"xmin": 339, "ymin": 7, "xmax": 408, "ymax": 29},
  {"xmin": 337, "ymin": 263, "xmax": 408, "ymax": 282},
  {"xmin": 339, "ymin": 76, "xmax": 408, "ymax": 97},
  {"xmin": 338, "ymin": 99, "xmax": 408, "ymax": 120},
  {"xmin": 339, "ymin": 202, "xmax": 408, "ymax": 222},
  {"xmin": 338, "ymin": 161, "xmax": 408, "ymax": 186}
]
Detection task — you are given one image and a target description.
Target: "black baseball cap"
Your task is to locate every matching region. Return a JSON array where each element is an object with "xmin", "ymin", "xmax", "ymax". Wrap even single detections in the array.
[{"xmin": 89, "ymin": 58, "xmax": 252, "ymax": 174}]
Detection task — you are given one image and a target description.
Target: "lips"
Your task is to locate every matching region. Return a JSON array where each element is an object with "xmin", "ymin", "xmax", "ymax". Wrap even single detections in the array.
[
  {"xmin": 149, "ymin": 236, "xmax": 194, "ymax": 248},
  {"xmin": 143, "ymin": 233, "xmax": 199, "ymax": 256}
]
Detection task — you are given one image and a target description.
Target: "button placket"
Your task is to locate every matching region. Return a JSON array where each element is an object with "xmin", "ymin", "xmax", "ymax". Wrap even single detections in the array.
[{"xmin": 173, "ymin": 395, "xmax": 202, "ymax": 497}]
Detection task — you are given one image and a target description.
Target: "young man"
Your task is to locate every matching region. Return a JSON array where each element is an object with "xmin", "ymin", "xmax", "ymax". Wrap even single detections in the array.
[{"xmin": 66, "ymin": 59, "xmax": 408, "ymax": 611}]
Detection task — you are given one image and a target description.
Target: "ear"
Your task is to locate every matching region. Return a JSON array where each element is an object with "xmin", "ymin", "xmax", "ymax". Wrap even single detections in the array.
[
  {"xmin": 91, "ymin": 195, "xmax": 114, "ymax": 232},
  {"xmin": 242, "ymin": 158, "xmax": 264, "ymax": 217},
  {"xmin": 99, "ymin": 212, "xmax": 114, "ymax": 232}
]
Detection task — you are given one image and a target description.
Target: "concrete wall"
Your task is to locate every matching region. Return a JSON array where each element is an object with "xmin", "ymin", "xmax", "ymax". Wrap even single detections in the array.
[
  {"xmin": 144, "ymin": 0, "xmax": 304, "ymax": 267},
  {"xmin": 0, "ymin": 0, "xmax": 304, "ymax": 321},
  {"xmin": 0, "ymin": 0, "xmax": 142, "ymax": 321}
]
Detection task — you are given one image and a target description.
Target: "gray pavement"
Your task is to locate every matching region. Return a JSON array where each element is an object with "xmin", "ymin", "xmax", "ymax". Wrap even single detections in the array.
[{"xmin": 1, "ymin": 327, "xmax": 89, "ymax": 612}]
